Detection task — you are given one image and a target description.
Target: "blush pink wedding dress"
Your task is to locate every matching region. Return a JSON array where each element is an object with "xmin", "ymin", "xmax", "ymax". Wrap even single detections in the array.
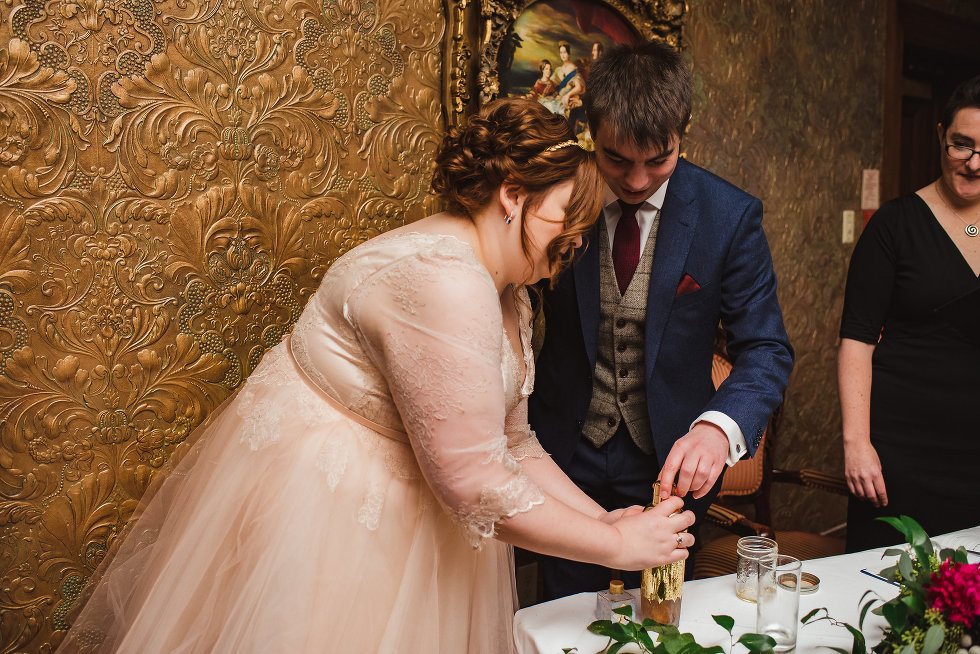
[{"xmin": 56, "ymin": 232, "xmax": 549, "ymax": 653}]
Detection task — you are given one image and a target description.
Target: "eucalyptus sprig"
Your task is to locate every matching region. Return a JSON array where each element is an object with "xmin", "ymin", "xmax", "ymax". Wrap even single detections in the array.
[
  {"xmin": 801, "ymin": 606, "xmax": 868, "ymax": 654},
  {"xmin": 563, "ymin": 606, "xmax": 776, "ymax": 654}
]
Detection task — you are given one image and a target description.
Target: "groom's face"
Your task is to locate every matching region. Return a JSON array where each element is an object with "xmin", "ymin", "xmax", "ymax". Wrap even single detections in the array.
[{"xmin": 593, "ymin": 124, "xmax": 679, "ymax": 204}]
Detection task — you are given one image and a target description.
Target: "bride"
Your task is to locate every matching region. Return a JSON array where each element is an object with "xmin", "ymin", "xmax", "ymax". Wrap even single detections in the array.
[{"xmin": 56, "ymin": 97, "xmax": 694, "ymax": 654}]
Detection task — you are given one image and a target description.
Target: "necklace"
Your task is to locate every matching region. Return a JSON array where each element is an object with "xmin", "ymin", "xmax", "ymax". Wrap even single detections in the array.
[{"xmin": 937, "ymin": 181, "xmax": 980, "ymax": 237}]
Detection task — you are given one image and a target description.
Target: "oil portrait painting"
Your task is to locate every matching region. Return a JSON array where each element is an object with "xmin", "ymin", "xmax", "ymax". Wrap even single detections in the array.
[{"xmin": 498, "ymin": 0, "xmax": 640, "ymax": 146}]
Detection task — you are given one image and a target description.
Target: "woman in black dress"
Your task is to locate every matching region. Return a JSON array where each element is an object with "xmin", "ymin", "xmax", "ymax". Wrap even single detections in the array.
[{"xmin": 839, "ymin": 75, "xmax": 980, "ymax": 551}]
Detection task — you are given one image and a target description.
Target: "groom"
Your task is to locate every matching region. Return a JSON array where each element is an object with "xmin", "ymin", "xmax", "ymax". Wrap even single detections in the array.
[{"xmin": 528, "ymin": 40, "xmax": 794, "ymax": 600}]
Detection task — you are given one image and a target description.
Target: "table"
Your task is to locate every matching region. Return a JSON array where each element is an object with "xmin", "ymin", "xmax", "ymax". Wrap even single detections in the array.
[{"xmin": 514, "ymin": 526, "xmax": 980, "ymax": 654}]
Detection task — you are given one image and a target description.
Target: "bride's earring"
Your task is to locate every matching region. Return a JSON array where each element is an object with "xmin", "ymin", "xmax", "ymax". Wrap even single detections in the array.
[{"xmin": 505, "ymin": 211, "xmax": 514, "ymax": 224}]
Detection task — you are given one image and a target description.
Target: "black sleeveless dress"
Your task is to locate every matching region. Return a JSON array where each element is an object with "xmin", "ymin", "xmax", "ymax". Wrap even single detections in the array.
[{"xmin": 840, "ymin": 193, "xmax": 980, "ymax": 551}]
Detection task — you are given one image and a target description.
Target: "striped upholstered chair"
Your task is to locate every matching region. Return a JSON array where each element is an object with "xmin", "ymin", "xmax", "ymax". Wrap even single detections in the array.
[{"xmin": 691, "ymin": 344, "xmax": 847, "ymax": 580}]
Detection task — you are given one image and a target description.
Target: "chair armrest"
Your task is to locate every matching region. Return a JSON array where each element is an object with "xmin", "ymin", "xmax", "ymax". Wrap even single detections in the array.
[
  {"xmin": 704, "ymin": 503, "xmax": 772, "ymax": 538},
  {"xmin": 771, "ymin": 469, "xmax": 848, "ymax": 496}
]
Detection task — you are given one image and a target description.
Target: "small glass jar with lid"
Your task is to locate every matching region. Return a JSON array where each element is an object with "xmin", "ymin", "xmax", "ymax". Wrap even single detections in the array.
[{"xmin": 596, "ymin": 578, "xmax": 636, "ymax": 623}]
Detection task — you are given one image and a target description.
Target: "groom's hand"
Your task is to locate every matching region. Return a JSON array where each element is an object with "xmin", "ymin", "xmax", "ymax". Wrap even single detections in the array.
[{"xmin": 657, "ymin": 422, "xmax": 729, "ymax": 500}]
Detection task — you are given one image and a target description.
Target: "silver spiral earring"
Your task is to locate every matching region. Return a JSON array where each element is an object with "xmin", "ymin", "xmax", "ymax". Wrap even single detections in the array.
[{"xmin": 505, "ymin": 211, "xmax": 514, "ymax": 224}]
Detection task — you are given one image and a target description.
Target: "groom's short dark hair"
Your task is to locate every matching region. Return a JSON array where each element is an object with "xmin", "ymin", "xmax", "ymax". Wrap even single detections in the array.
[{"xmin": 584, "ymin": 39, "xmax": 692, "ymax": 151}]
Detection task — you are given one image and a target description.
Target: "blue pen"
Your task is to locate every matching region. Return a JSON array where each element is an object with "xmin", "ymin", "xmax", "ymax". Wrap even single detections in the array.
[{"xmin": 860, "ymin": 569, "xmax": 899, "ymax": 587}]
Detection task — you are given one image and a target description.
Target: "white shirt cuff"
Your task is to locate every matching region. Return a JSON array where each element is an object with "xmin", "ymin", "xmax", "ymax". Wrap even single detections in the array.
[{"xmin": 690, "ymin": 411, "xmax": 747, "ymax": 467}]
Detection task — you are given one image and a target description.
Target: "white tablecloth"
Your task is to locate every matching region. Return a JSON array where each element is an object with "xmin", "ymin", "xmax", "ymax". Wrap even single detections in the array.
[{"xmin": 514, "ymin": 526, "xmax": 980, "ymax": 654}]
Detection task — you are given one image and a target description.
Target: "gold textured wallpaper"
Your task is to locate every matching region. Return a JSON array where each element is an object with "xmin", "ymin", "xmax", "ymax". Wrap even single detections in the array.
[{"xmin": 0, "ymin": 0, "xmax": 444, "ymax": 649}]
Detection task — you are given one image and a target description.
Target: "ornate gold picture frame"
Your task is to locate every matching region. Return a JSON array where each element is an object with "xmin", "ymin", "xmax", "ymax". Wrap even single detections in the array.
[{"xmin": 443, "ymin": 0, "xmax": 685, "ymax": 129}]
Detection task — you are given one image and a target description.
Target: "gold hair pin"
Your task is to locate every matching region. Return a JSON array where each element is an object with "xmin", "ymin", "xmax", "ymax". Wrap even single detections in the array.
[{"xmin": 544, "ymin": 140, "xmax": 579, "ymax": 152}]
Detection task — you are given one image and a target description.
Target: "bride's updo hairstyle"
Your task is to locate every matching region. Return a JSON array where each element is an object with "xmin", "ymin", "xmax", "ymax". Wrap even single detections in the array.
[{"xmin": 432, "ymin": 97, "xmax": 603, "ymax": 285}]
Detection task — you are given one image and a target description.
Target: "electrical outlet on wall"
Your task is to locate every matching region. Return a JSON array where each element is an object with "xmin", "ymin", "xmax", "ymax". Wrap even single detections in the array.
[{"xmin": 842, "ymin": 210, "xmax": 855, "ymax": 244}]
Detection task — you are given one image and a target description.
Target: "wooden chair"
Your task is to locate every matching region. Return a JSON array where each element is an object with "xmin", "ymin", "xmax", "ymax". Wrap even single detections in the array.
[{"xmin": 691, "ymin": 339, "xmax": 847, "ymax": 580}]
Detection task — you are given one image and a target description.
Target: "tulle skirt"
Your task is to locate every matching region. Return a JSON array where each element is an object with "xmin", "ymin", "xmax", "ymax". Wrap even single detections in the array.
[{"xmin": 56, "ymin": 341, "xmax": 518, "ymax": 653}]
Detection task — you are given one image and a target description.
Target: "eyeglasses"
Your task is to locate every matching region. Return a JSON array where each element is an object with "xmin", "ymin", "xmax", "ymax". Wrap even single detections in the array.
[{"xmin": 945, "ymin": 142, "xmax": 980, "ymax": 161}]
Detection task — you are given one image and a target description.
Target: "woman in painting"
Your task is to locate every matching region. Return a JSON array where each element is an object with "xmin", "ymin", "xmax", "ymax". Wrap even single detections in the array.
[
  {"xmin": 839, "ymin": 75, "xmax": 980, "ymax": 551},
  {"xmin": 528, "ymin": 59, "xmax": 564, "ymax": 115},
  {"xmin": 55, "ymin": 97, "xmax": 694, "ymax": 654},
  {"xmin": 552, "ymin": 41, "xmax": 584, "ymax": 115}
]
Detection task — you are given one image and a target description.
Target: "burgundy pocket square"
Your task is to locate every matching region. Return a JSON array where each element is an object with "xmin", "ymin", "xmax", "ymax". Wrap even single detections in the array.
[{"xmin": 675, "ymin": 274, "xmax": 701, "ymax": 296}]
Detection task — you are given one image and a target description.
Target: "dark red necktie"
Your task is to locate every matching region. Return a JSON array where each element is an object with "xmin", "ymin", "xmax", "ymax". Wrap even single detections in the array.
[{"xmin": 612, "ymin": 200, "xmax": 642, "ymax": 295}]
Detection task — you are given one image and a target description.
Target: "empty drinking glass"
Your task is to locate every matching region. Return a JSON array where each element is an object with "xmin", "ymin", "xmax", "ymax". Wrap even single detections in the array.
[{"xmin": 756, "ymin": 554, "xmax": 802, "ymax": 652}]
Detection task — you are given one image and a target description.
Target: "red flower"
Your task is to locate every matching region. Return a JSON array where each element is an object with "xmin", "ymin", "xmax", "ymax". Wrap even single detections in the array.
[{"xmin": 926, "ymin": 560, "xmax": 980, "ymax": 628}]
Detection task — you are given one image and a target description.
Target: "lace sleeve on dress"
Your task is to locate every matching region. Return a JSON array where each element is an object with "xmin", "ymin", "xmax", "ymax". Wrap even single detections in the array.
[
  {"xmin": 349, "ymin": 246, "xmax": 544, "ymax": 547},
  {"xmin": 504, "ymin": 396, "xmax": 549, "ymax": 461},
  {"xmin": 508, "ymin": 430, "xmax": 549, "ymax": 461}
]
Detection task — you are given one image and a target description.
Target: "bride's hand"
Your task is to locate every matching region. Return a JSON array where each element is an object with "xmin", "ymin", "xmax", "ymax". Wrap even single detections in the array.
[
  {"xmin": 600, "ymin": 505, "xmax": 645, "ymax": 524},
  {"xmin": 606, "ymin": 496, "xmax": 695, "ymax": 571}
]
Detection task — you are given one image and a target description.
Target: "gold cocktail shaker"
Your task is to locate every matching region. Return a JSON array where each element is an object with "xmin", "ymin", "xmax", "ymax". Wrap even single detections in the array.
[{"xmin": 639, "ymin": 481, "xmax": 684, "ymax": 626}]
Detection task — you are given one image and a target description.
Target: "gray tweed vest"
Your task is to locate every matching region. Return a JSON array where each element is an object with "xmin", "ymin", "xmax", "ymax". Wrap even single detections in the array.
[{"xmin": 581, "ymin": 210, "xmax": 661, "ymax": 454}]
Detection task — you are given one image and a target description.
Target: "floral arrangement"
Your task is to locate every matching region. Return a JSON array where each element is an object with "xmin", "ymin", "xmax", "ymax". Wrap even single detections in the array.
[{"xmin": 804, "ymin": 516, "xmax": 979, "ymax": 654}]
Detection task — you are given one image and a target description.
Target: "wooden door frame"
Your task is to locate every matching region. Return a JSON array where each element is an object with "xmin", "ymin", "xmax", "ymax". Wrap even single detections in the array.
[
  {"xmin": 882, "ymin": 0, "xmax": 980, "ymax": 202},
  {"xmin": 882, "ymin": 0, "xmax": 902, "ymax": 204}
]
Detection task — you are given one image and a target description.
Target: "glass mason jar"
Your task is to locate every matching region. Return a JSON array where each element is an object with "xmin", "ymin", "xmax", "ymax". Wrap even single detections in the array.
[{"xmin": 735, "ymin": 535, "xmax": 778, "ymax": 602}]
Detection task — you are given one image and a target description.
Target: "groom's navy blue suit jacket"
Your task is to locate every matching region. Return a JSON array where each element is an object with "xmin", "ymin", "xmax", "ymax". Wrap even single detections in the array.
[{"xmin": 529, "ymin": 158, "xmax": 794, "ymax": 490}]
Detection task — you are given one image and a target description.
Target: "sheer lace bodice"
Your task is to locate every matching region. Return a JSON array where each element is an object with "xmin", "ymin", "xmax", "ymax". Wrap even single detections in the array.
[{"xmin": 253, "ymin": 231, "xmax": 547, "ymax": 544}]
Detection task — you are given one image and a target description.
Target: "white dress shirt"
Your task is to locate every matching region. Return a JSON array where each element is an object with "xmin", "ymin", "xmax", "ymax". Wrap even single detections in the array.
[{"xmin": 601, "ymin": 180, "xmax": 748, "ymax": 467}]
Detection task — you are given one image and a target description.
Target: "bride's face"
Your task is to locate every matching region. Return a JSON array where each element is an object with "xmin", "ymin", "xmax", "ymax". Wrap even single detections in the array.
[{"xmin": 523, "ymin": 179, "xmax": 579, "ymax": 282}]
